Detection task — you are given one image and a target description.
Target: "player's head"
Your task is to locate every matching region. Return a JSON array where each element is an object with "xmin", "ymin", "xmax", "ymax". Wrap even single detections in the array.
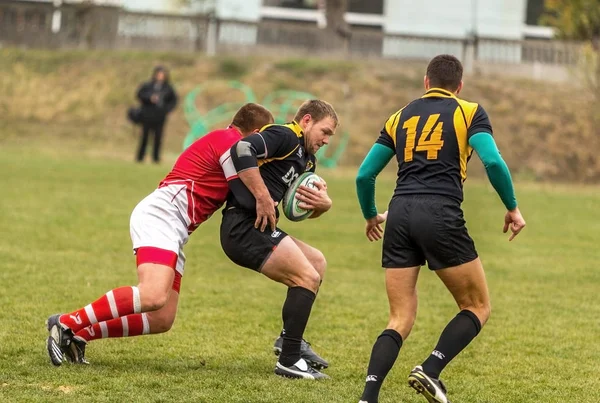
[
  {"xmin": 153, "ymin": 66, "xmax": 169, "ymax": 83},
  {"xmin": 424, "ymin": 54, "xmax": 463, "ymax": 94},
  {"xmin": 294, "ymin": 99, "xmax": 339, "ymax": 154},
  {"xmin": 231, "ymin": 103, "xmax": 274, "ymax": 136}
]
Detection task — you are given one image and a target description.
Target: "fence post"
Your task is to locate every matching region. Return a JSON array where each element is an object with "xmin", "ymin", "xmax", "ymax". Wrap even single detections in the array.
[
  {"xmin": 194, "ymin": 14, "xmax": 205, "ymax": 52},
  {"xmin": 205, "ymin": 13, "xmax": 218, "ymax": 56},
  {"xmin": 463, "ymin": 35, "xmax": 475, "ymax": 75}
]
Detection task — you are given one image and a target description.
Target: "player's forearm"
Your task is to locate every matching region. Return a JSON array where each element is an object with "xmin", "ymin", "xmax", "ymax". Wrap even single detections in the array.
[
  {"xmin": 469, "ymin": 133, "xmax": 518, "ymax": 210},
  {"xmin": 485, "ymin": 161, "xmax": 517, "ymax": 210},
  {"xmin": 356, "ymin": 143, "xmax": 395, "ymax": 219},
  {"xmin": 237, "ymin": 168, "xmax": 271, "ymax": 201}
]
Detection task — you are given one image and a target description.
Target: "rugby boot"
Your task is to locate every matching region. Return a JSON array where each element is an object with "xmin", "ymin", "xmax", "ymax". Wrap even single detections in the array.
[
  {"xmin": 408, "ymin": 365, "xmax": 451, "ymax": 403},
  {"xmin": 66, "ymin": 337, "xmax": 90, "ymax": 365},
  {"xmin": 274, "ymin": 358, "xmax": 330, "ymax": 380},
  {"xmin": 46, "ymin": 314, "xmax": 73, "ymax": 366},
  {"xmin": 273, "ymin": 336, "xmax": 329, "ymax": 370}
]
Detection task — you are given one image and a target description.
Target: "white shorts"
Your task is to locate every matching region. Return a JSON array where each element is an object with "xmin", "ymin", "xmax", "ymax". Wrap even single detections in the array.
[{"xmin": 129, "ymin": 185, "xmax": 191, "ymax": 276}]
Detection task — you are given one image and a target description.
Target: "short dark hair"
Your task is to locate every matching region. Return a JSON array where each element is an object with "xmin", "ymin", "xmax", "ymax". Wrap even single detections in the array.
[
  {"xmin": 426, "ymin": 54, "xmax": 463, "ymax": 91},
  {"xmin": 294, "ymin": 99, "xmax": 339, "ymax": 127},
  {"xmin": 231, "ymin": 103, "xmax": 274, "ymax": 135}
]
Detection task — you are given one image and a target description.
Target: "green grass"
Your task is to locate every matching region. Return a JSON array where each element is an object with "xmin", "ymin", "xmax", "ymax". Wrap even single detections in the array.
[{"xmin": 1, "ymin": 148, "xmax": 599, "ymax": 402}]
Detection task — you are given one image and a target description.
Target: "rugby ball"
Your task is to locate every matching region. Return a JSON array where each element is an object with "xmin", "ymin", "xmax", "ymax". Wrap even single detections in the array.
[{"xmin": 282, "ymin": 172, "xmax": 324, "ymax": 222}]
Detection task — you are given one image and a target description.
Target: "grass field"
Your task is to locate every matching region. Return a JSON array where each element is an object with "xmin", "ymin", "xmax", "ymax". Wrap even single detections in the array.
[{"xmin": 1, "ymin": 148, "xmax": 600, "ymax": 402}]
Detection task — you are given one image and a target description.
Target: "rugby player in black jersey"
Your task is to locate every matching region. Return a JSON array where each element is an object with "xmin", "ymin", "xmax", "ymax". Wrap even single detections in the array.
[
  {"xmin": 356, "ymin": 55, "xmax": 526, "ymax": 403},
  {"xmin": 220, "ymin": 100, "xmax": 338, "ymax": 379}
]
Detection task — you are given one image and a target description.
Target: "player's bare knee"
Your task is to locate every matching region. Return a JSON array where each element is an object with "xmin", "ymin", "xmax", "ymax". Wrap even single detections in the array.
[
  {"xmin": 139, "ymin": 289, "xmax": 170, "ymax": 312},
  {"xmin": 147, "ymin": 312, "xmax": 175, "ymax": 333},
  {"xmin": 461, "ymin": 301, "xmax": 491, "ymax": 326},
  {"xmin": 387, "ymin": 315, "xmax": 415, "ymax": 340},
  {"xmin": 478, "ymin": 301, "xmax": 491, "ymax": 325},
  {"xmin": 314, "ymin": 252, "xmax": 327, "ymax": 281},
  {"xmin": 154, "ymin": 316, "xmax": 175, "ymax": 333},
  {"xmin": 294, "ymin": 269, "xmax": 321, "ymax": 292},
  {"xmin": 311, "ymin": 250, "xmax": 327, "ymax": 279}
]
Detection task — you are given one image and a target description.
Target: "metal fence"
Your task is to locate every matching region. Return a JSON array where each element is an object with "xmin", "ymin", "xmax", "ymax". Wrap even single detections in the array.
[
  {"xmin": 116, "ymin": 11, "xmax": 210, "ymax": 52},
  {"xmin": 0, "ymin": 2, "xmax": 585, "ymax": 79}
]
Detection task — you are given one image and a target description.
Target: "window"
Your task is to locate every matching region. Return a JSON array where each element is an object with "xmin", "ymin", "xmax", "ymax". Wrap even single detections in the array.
[
  {"xmin": 1, "ymin": 7, "xmax": 18, "ymax": 27},
  {"xmin": 348, "ymin": 0, "xmax": 383, "ymax": 14},
  {"xmin": 25, "ymin": 10, "xmax": 47, "ymax": 32},
  {"xmin": 526, "ymin": 0, "xmax": 545, "ymax": 25},
  {"xmin": 264, "ymin": 0, "xmax": 318, "ymax": 8}
]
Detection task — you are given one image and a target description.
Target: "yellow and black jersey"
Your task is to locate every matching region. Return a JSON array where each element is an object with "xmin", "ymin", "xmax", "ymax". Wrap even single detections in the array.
[
  {"xmin": 377, "ymin": 88, "xmax": 492, "ymax": 202},
  {"xmin": 227, "ymin": 121, "xmax": 317, "ymax": 212}
]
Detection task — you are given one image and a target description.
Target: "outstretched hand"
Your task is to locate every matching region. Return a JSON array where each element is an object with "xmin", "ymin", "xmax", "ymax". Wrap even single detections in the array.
[
  {"xmin": 503, "ymin": 207, "xmax": 526, "ymax": 241},
  {"xmin": 365, "ymin": 211, "xmax": 388, "ymax": 242}
]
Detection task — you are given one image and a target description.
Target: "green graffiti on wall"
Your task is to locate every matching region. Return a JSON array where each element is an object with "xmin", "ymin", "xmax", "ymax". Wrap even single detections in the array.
[{"xmin": 183, "ymin": 81, "xmax": 349, "ymax": 168}]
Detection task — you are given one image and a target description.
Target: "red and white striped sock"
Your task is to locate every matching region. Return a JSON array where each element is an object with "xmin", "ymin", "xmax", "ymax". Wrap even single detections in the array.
[
  {"xmin": 73, "ymin": 313, "xmax": 150, "ymax": 343},
  {"xmin": 59, "ymin": 286, "xmax": 141, "ymax": 333}
]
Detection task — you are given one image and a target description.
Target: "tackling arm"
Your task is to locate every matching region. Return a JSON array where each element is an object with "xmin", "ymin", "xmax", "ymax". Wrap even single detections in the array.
[
  {"xmin": 229, "ymin": 136, "xmax": 272, "ymax": 210},
  {"xmin": 228, "ymin": 129, "xmax": 295, "ymax": 231}
]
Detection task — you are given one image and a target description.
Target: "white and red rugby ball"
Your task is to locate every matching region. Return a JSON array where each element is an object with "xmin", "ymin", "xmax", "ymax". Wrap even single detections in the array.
[{"xmin": 282, "ymin": 172, "xmax": 324, "ymax": 222}]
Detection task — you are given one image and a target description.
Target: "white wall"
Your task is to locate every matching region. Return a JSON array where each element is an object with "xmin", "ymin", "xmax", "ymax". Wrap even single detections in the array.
[
  {"xmin": 383, "ymin": 0, "xmax": 527, "ymax": 40},
  {"xmin": 216, "ymin": 0, "xmax": 261, "ymax": 22},
  {"xmin": 121, "ymin": 0, "xmax": 261, "ymax": 20},
  {"xmin": 121, "ymin": 0, "xmax": 180, "ymax": 13}
]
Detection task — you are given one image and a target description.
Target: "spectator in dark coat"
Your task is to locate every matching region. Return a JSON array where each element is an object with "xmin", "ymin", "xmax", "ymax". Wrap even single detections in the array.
[{"xmin": 136, "ymin": 66, "xmax": 178, "ymax": 163}]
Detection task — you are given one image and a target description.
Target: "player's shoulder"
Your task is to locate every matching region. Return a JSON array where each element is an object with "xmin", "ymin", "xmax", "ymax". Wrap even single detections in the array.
[
  {"xmin": 261, "ymin": 122, "xmax": 302, "ymax": 137},
  {"xmin": 205, "ymin": 126, "xmax": 241, "ymax": 142},
  {"xmin": 259, "ymin": 122, "xmax": 302, "ymax": 148},
  {"xmin": 454, "ymin": 95, "xmax": 485, "ymax": 116},
  {"xmin": 188, "ymin": 127, "xmax": 240, "ymax": 151},
  {"xmin": 383, "ymin": 101, "xmax": 414, "ymax": 126}
]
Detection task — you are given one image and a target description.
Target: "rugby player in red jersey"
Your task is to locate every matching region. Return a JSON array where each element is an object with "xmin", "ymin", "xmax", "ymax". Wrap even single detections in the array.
[{"xmin": 45, "ymin": 103, "xmax": 274, "ymax": 365}]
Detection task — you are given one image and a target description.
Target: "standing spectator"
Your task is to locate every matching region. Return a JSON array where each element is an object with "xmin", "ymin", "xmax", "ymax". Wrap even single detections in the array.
[{"xmin": 136, "ymin": 66, "xmax": 178, "ymax": 164}]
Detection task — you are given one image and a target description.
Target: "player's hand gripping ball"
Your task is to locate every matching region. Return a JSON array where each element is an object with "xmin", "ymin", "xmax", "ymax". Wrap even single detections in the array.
[{"xmin": 282, "ymin": 172, "xmax": 324, "ymax": 222}]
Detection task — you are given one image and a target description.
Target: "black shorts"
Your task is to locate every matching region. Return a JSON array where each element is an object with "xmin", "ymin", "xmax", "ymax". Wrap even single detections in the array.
[
  {"xmin": 220, "ymin": 207, "xmax": 288, "ymax": 272},
  {"xmin": 382, "ymin": 195, "xmax": 478, "ymax": 270}
]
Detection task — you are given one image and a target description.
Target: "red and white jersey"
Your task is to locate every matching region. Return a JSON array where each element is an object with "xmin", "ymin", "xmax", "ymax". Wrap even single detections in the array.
[{"xmin": 158, "ymin": 126, "xmax": 240, "ymax": 233}]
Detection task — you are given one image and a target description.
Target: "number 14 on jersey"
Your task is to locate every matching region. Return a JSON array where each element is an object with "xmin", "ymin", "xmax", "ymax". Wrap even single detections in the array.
[{"xmin": 402, "ymin": 114, "xmax": 444, "ymax": 162}]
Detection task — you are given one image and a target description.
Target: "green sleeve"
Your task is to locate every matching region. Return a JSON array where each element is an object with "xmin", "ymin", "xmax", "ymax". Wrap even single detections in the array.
[
  {"xmin": 469, "ymin": 132, "xmax": 518, "ymax": 210},
  {"xmin": 356, "ymin": 143, "xmax": 395, "ymax": 219}
]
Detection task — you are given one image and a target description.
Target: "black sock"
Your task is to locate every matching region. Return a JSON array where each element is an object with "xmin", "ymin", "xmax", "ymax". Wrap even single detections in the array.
[
  {"xmin": 360, "ymin": 329, "xmax": 403, "ymax": 403},
  {"xmin": 278, "ymin": 286, "xmax": 316, "ymax": 367},
  {"xmin": 279, "ymin": 279, "xmax": 321, "ymax": 338},
  {"xmin": 421, "ymin": 310, "xmax": 482, "ymax": 379}
]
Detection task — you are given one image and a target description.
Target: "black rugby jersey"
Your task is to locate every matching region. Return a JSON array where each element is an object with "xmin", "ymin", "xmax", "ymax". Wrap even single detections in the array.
[
  {"xmin": 377, "ymin": 88, "xmax": 492, "ymax": 202},
  {"xmin": 227, "ymin": 121, "xmax": 317, "ymax": 212}
]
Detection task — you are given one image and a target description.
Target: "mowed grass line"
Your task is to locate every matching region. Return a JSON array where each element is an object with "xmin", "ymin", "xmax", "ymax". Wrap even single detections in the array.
[{"xmin": 0, "ymin": 149, "xmax": 599, "ymax": 402}]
